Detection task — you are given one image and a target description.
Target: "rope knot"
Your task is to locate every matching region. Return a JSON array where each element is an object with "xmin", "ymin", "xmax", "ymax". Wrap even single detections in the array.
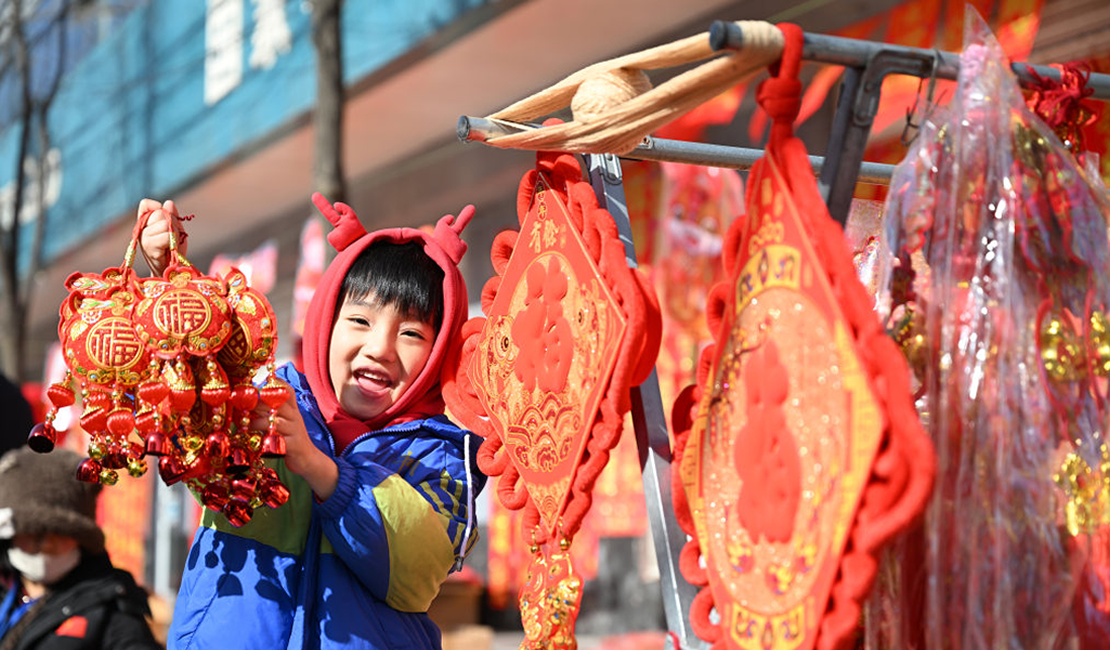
[{"xmin": 757, "ymin": 76, "xmax": 802, "ymax": 125}]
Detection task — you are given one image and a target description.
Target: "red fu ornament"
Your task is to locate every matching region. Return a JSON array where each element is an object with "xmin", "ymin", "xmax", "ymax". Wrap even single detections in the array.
[
  {"xmin": 670, "ymin": 25, "xmax": 934, "ymax": 650},
  {"xmin": 444, "ymin": 148, "xmax": 660, "ymax": 650},
  {"xmin": 33, "ymin": 208, "xmax": 287, "ymax": 527}
]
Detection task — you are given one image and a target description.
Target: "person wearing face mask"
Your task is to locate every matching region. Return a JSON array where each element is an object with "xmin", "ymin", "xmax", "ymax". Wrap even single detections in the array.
[{"xmin": 0, "ymin": 448, "xmax": 161, "ymax": 650}]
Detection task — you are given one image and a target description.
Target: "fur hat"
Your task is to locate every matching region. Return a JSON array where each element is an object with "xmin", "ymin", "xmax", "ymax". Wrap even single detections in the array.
[
  {"xmin": 0, "ymin": 448, "xmax": 104, "ymax": 554},
  {"xmin": 0, "ymin": 372, "xmax": 34, "ymax": 458}
]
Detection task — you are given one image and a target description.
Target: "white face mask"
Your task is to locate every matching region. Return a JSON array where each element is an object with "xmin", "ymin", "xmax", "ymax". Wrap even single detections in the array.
[{"xmin": 7, "ymin": 546, "xmax": 81, "ymax": 585}]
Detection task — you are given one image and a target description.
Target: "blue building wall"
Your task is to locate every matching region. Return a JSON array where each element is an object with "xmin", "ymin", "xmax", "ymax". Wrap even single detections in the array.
[{"xmin": 0, "ymin": 0, "xmax": 488, "ymax": 265}]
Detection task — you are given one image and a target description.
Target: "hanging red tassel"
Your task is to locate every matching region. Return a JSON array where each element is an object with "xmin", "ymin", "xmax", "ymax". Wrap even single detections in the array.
[
  {"xmin": 230, "ymin": 384, "xmax": 259, "ymax": 411},
  {"xmin": 46, "ymin": 383, "xmax": 75, "ymax": 408},
  {"xmin": 106, "ymin": 409, "xmax": 135, "ymax": 437},
  {"xmin": 1025, "ymin": 63, "xmax": 1099, "ymax": 152},
  {"xmin": 157, "ymin": 455, "xmax": 186, "ymax": 483},
  {"xmin": 201, "ymin": 479, "xmax": 230, "ymax": 512},
  {"xmin": 138, "ymin": 377, "xmax": 170, "ymax": 406},
  {"xmin": 80, "ymin": 406, "xmax": 108, "ymax": 433}
]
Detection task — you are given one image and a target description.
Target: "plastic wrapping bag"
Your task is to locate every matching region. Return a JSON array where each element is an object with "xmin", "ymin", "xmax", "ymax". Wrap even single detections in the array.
[{"xmin": 876, "ymin": 8, "xmax": 1110, "ymax": 649}]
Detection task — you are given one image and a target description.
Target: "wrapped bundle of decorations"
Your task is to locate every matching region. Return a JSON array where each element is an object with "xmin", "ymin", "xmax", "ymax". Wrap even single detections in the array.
[
  {"xmin": 876, "ymin": 9, "xmax": 1110, "ymax": 649},
  {"xmin": 29, "ymin": 211, "xmax": 288, "ymax": 527},
  {"xmin": 670, "ymin": 24, "xmax": 934, "ymax": 650}
]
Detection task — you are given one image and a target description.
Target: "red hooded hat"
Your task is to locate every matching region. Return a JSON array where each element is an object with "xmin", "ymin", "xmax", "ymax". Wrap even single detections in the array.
[{"xmin": 302, "ymin": 193, "xmax": 474, "ymax": 454}]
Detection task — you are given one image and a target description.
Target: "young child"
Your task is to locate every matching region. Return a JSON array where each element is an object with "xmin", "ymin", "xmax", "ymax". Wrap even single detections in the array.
[{"xmin": 137, "ymin": 195, "xmax": 486, "ymax": 649}]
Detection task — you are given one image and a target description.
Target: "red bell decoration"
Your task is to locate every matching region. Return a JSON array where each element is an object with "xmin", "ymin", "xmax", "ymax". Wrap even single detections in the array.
[
  {"xmin": 144, "ymin": 431, "xmax": 172, "ymax": 456},
  {"xmin": 201, "ymin": 480, "xmax": 230, "ymax": 512},
  {"xmin": 258, "ymin": 467, "xmax": 289, "ymax": 508},
  {"xmin": 260, "ymin": 478, "xmax": 290, "ymax": 509},
  {"xmin": 260, "ymin": 433, "xmax": 286, "ymax": 458},
  {"xmin": 222, "ymin": 500, "xmax": 253, "ymax": 527},
  {"xmin": 158, "ymin": 454, "xmax": 186, "ymax": 484},
  {"xmin": 225, "ymin": 447, "xmax": 250, "ymax": 475},
  {"xmin": 75, "ymin": 457, "xmax": 103, "ymax": 483},
  {"xmin": 27, "ymin": 422, "xmax": 57, "ymax": 453},
  {"xmin": 128, "ymin": 442, "xmax": 145, "ymax": 461},
  {"xmin": 102, "ymin": 443, "xmax": 128, "ymax": 470},
  {"xmin": 230, "ymin": 476, "xmax": 257, "ymax": 502},
  {"xmin": 204, "ymin": 431, "xmax": 231, "ymax": 459}
]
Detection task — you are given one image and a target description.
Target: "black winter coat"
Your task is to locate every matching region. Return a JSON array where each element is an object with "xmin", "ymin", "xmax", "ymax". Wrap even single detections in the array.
[{"xmin": 0, "ymin": 553, "xmax": 161, "ymax": 650}]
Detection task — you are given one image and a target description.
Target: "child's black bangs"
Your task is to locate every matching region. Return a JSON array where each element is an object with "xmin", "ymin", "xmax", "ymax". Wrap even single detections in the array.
[{"xmin": 338, "ymin": 241, "xmax": 445, "ymax": 329}]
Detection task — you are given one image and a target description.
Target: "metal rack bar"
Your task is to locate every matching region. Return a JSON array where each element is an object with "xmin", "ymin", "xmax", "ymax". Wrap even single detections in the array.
[
  {"xmin": 709, "ymin": 22, "xmax": 1110, "ymax": 99},
  {"xmin": 709, "ymin": 21, "xmax": 1110, "ymax": 223},
  {"xmin": 457, "ymin": 116, "xmax": 896, "ymax": 184},
  {"xmin": 584, "ymin": 154, "xmax": 708, "ymax": 650}
]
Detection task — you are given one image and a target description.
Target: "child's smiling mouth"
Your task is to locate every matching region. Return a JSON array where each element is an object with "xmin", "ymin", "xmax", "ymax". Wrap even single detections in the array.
[{"xmin": 353, "ymin": 368, "xmax": 393, "ymax": 395}]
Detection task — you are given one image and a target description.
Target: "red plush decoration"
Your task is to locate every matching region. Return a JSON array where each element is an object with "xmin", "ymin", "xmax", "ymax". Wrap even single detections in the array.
[
  {"xmin": 1025, "ymin": 63, "xmax": 1099, "ymax": 153},
  {"xmin": 38, "ymin": 210, "xmax": 282, "ymax": 527},
  {"xmin": 443, "ymin": 147, "xmax": 661, "ymax": 649},
  {"xmin": 670, "ymin": 24, "xmax": 935, "ymax": 650}
]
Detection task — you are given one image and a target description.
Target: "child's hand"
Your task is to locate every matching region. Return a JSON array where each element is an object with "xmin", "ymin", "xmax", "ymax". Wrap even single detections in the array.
[
  {"xmin": 252, "ymin": 379, "xmax": 339, "ymax": 500},
  {"xmin": 137, "ymin": 198, "xmax": 188, "ymax": 276}
]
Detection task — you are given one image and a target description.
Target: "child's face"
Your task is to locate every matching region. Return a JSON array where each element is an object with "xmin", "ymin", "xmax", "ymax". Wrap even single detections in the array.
[{"xmin": 328, "ymin": 294, "xmax": 435, "ymax": 422}]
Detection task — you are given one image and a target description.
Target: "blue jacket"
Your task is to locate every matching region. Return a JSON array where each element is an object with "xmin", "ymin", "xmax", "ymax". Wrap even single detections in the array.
[{"xmin": 168, "ymin": 364, "xmax": 486, "ymax": 649}]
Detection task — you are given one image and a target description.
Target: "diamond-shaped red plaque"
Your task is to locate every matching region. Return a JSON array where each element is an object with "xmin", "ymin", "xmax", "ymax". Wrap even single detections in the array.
[
  {"xmin": 444, "ymin": 150, "xmax": 660, "ymax": 550},
  {"xmin": 470, "ymin": 172, "xmax": 628, "ymax": 538},
  {"xmin": 684, "ymin": 151, "xmax": 885, "ymax": 650},
  {"xmin": 670, "ymin": 24, "xmax": 934, "ymax": 650},
  {"xmin": 442, "ymin": 149, "xmax": 659, "ymax": 650}
]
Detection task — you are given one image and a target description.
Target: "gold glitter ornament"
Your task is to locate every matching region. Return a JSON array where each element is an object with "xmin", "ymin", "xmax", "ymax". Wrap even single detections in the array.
[
  {"xmin": 1089, "ymin": 312, "xmax": 1110, "ymax": 377},
  {"xmin": 127, "ymin": 458, "xmax": 148, "ymax": 478},
  {"xmin": 1054, "ymin": 443, "xmax": 1110, "ymax": 537},
  {"xmin": 1040, "ymin": 317, "xmax": 1084, "ymax": 382},
  {"xmin": 892, "ymin": 306, "xmax": 929, "ymax": 381}
]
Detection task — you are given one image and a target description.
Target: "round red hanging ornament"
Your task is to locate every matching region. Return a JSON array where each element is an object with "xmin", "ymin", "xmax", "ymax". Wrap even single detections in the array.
[{"xmin": 46, "ymin": 383, "xmax": 75, "ymax": 408}]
